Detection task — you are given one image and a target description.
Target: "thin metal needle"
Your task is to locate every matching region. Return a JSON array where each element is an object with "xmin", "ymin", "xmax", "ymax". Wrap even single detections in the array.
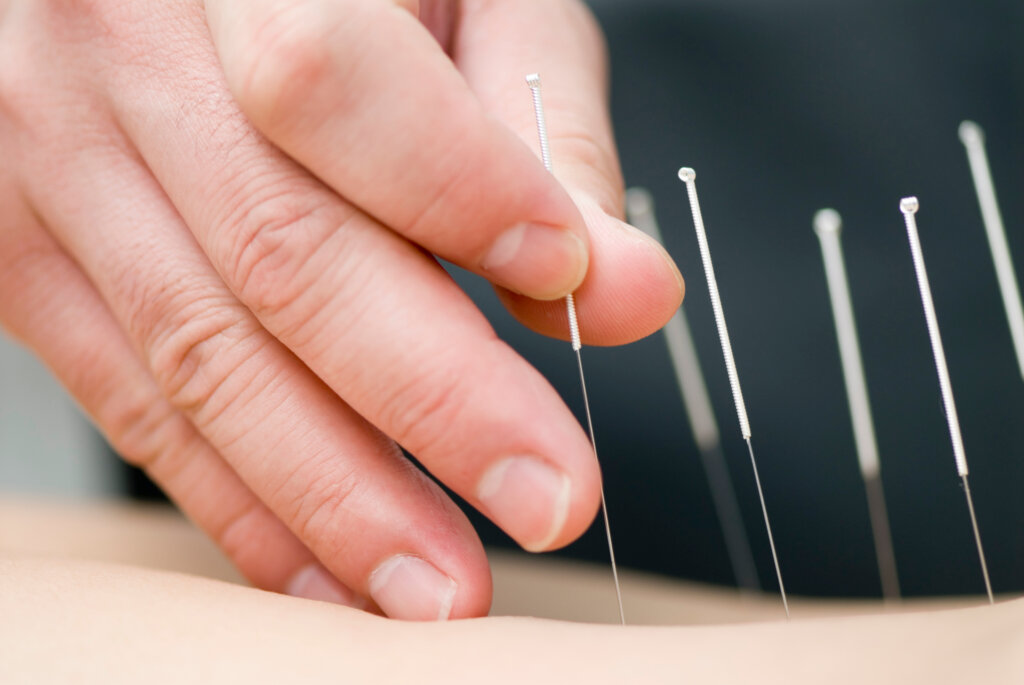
[
  {"xmin": 526, "ymin": 74, "xmax": 625, "ymax": 625},
  {"xmin": 678, "ymin": 167, "xmax": 789, "ymax": 618},
  {"xmin": 958, "ymin": 122, "xmax": 1024, "ymax": 382},
  {"xmin": 961, "ymin": 475, "xmax": 994, "ymax": 602},
  {"xmin": 626, "ymin": 188, "xmax": 761, "ymax": 592},
  {"xmin": 813, "ymin": 209, "xmax": 900, "ymax": 600},
  {"xmin": 745, "ymin": 437, "xmax": 786, "ymax": 615},
  {"xmin": 900, "ymin": 197, "xmax": 994, "ymax": 604}
]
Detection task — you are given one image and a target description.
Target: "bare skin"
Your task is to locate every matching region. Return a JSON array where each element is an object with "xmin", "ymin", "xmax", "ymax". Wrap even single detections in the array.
[
  {"xmin": 0, "ymin": 0, "xmax": 683, "ymax": 619},
  {"xmin": 3, "ymin": 499, "xmax": 1023, "ymax": 683},
  {"xmin": 3, "ymin": 556, "xmax": 1023, "ymax": 684}
]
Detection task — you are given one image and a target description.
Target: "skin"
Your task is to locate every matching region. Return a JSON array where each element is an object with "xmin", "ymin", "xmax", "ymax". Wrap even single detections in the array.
[
  {"xmin": 3, "ymin": 556, "xmax": 1023, "ymax": 684},
  {"xmin": 0, "ymin": 0, "xmax": 684, "ymax": 619},
  {"xmin": 5, "ymin": 494, "xmax": 1021, "ymax": 681}
]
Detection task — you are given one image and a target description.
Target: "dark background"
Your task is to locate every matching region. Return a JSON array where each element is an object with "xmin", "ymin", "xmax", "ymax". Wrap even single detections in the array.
[{"xmin": 125, "ymin": 0, "xmax": 1024, "ymax": 599}]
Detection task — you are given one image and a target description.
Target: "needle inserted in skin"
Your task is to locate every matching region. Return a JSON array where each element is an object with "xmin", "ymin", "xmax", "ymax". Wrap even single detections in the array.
[
  {"xmin": 626, "ymin": 188, "xmax": 761, "ymax": 592},
  {"xmin": 526, "ymin": 74, "xmax": 625, "ymax": 625},
  {"xmin": 958, "ymin": 121, "xmax": 1024, "ymax": 382},
  {"xmin": 899, "ymin": 197, "xmax": 994, "ymax": 605},
  {"xmin": 678, "ymin": 168, "xmax": 789, "ymax": 618},
  {"xmin": 813, "ymin": 209, "xmax": 900, "ymax": 600}
]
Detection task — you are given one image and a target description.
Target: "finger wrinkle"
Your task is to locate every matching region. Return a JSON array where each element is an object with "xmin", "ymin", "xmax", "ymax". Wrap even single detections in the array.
[
  {"xmin": 221, "ymin": 187, "xmax": 347, "ymax": 317},
  {"xmin": 281, "ymin": 459, "xmax": 364, "ymax": 563},
  {"xmin": 145, "ymin": 304, "xmax": 255, "ymax": 411}
]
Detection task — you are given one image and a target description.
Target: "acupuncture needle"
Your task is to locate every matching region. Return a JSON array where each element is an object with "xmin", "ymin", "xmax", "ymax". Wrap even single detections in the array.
[
  {"xmin": 899, "ymin": 197, "xmax": 994, "ymax": 604},
  {"xmin": 625, "ymin": 187, "xmax": 761, "ymax": 592},
  {"xmin": 526, "ymin": 74, "xmax": 626, "ymax": 625},
  {"xmin": 678, "ymin": 168, "xmax": 790, "ymax": 618},
  {"xmin": 813, "ymin": 209, "xmax": 901, "ymax": 600},
  {"xmin": 958, "ymin": 121, "xmax": 1024, "ymax": 382}
]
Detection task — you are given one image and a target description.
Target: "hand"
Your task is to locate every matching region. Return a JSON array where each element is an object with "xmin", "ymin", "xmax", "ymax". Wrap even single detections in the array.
[{"xmin": 0, "ymin": 0, "xmax": 683, "ymax": 619}]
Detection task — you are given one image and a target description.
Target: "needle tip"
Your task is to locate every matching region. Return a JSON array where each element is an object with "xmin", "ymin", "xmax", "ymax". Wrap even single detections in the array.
[
  {"xmin": 900, "ymin": 196, "xmax": 919, "ymax": 214},
  {"xmin": 958, "ymin": 120, "xmax": 984, "ymax": 146},
  {"xmin": 678, "ymin": 167, "xmax": 696, "ymax": 182},
  {"xmin": 813, "ymin": 208, "xmax": 842, "ymax": 237}
]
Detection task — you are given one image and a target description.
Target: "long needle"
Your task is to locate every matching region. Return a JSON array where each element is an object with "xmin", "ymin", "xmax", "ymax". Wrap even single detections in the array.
[
  {"xmin": 526, "ymin": 74, "xmax": 625, "ymax": 625},
  {"xmin": 958, "ymin": 121, "xmax": 1024, "ymax": 382},
  {"xmin": 626, "ymin": 188, "xmax": 761, "ymax": 592},
  {"xmin": 813, "ymin": 209, "xmax": 900, "ymax": 600},
  {"xmin": 899, "ymin": 197, "xmax": 994, "ymax": 604},
  {"xmin": 678, "ymin": 168, "xmax": 789, "ymax": 618}
]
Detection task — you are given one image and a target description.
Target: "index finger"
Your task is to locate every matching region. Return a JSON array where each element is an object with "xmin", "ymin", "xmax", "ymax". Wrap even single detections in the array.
[{"xmin": 205, "ymin": 0, "xmax": 590, "ymax": 303}]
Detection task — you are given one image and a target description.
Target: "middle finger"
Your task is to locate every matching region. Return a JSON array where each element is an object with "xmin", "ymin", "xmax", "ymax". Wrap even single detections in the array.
[
  {"xmin": 104, "ymin": 8, "xmax": 603, "ymax": 552},
  {"xmin": 29, "ymin": 138, "xmax": 490, "ymax": 620}
]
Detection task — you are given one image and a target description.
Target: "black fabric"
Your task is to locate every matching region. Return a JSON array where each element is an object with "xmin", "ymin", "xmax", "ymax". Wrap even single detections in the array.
[{"xmin": 457, "ymin": 0, "xmax": 1024, "ymax": 597}]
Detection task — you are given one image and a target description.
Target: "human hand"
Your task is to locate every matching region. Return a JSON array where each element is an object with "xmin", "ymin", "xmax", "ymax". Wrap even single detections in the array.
[{"xmin": 0, "ymin": 0, "xmax": 683, "ymax": 619}]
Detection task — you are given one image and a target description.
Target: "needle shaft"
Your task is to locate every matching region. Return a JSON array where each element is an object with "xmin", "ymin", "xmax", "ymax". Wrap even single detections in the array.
[
  {"xmin": 959, "ymin": 122, "xmax": 1024, "ymax": 382},
  {"xmin": 679, "ymin": 167, "xmax": 789, "ymax": 617},
  {"xmin": 901, "ymin": 197, "xmax": 994, "ymax": 603},
  {"xmin": 745, "ymin": 437, "xmax": 789, "ymax": 617},
  {"xmin": 576, "ymin": 349, "xmax": 626, "ymax": 623},
  {"xmin": 962, "ymin": 475, "xmax": 994, "ymax": 604},
  {"xmin": 626, "ymin": 188, "xmax": 760, "ymax": 592},
  {"xmin": 527, "ymin": 74, "xmax": 625, "ymax": 625},
  {"xmin": 813, "ymin": 209, "xmax": 900, "ymax": 599}
]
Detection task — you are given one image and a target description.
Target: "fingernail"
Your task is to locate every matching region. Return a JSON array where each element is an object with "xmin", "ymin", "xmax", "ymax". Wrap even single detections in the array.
[
  {"xmin": 286, "ymin": 563, "xmax": 365, "ymax": 609},
  {"xmin": 476, "ymin": 456, "xmax": 571, "ymax": 552},
  {"xmin": 481, "ymin": 223, "xmax": 588, "ymax": 300},
  {"xmin": 368, "ymin": 555, "xmax": 457, "ymax": 621}
]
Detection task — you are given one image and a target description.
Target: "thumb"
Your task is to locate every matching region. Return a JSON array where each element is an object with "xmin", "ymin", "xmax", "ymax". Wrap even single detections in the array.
[{"xmin": 453, "ymin": 0, "xmax": 685, "ymax": 346}]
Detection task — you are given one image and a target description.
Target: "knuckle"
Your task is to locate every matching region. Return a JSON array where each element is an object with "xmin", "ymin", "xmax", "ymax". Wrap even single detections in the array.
[
  {"xmin": 227, "ymin": 6, "xmax": 332, "ymax": 127},
  {"xmin": 150, "ymin": 310, "xmax": 250, "ymax": 415},
  {"xmin": 223, "ymin": 189, "xmax": 335, "ymax": 317},
  {"xmin": 105, "ymin": 393, "xmax": 193, "ymax": 472},
  {"xmin": 91, "ymin": 369, "xmax": 205, "ymax": 489},
  {"xmin": 220, "ymin": 188, "xmax": 380, "ymax": 353},
  {"xmin": 123, "ymin": 273, "xmax": 252, "ymax": 414}
]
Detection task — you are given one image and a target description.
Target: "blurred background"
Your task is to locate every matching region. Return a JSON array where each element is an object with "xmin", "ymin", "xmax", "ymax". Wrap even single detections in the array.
[{"xmin": 3, "ymin": 0, "xmax": 1023, "ymax": 599}]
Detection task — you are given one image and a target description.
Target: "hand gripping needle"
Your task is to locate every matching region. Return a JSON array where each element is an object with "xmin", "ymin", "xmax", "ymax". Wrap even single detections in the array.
[
  {"xmin": 900, "ymin": 197, "xmax": 994, "ymax": 604},
  {"xmin": 526, "ymin": 74, "xmax": 625, "ymax": 625},
  {"xmin": 626, "ymin": 187, "xmax": 761, "ymax": 593},
  {"xmin": 958, "ymin": 122, "xmax": 1024, "ymax": 383},
  {"xmin": 813, "ymin": 209, "xmax": 901, "ymax": 600},
  {"xmin": 678, "ymin": 168, "xmax": 789, "ymax": 618}
]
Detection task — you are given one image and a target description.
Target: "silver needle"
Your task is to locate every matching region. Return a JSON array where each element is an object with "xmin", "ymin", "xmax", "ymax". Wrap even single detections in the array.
[
  {"xmin": 899, "ymin": 197, "xmax": 994, "ymax": 604},
  {"xmin": 813, "ymin": 209, "xmax": 900, "ymax": 600},
  {"xmin": 626, "ymin": 188, "xmax": 761, "ymax": 592},
  {"xmin": 678, "ymin": 168, "xmax": 789, "ymax": 618},
  {"xmin": 526, "ymin": 74, "xmax": 625, "ymax": 625},
  {"xmin": 958, "ymin": 121, "xmax": 1024, "ymax": 382}
]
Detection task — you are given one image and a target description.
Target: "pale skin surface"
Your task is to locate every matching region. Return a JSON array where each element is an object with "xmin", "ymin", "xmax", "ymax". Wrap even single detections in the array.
[
  {"xmin": 3, "ymin": 500, "xmax": 1024, "ymax": 682},
  {"xmin": 2, "ymin": 556, "xmax": 1023, "ymax": 683},
  {"xmin": 0, "ymin": 0, "xmax": 684, "ymax": 619}
]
